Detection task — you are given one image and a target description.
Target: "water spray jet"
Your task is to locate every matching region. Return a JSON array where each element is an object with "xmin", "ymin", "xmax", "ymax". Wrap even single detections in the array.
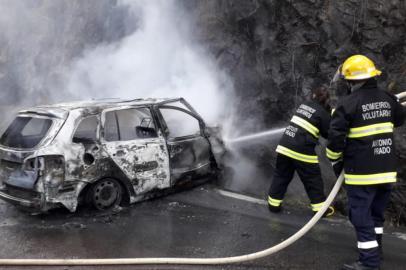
[{"xmin": 224, "ymin": 127, "xmax": 286, "ymax": 145}]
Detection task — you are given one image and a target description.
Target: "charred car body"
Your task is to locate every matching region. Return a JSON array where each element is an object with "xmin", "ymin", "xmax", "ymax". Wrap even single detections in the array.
[{"xmin": 0, "ymin": 98, "xmax": 223, "ymax": 212}]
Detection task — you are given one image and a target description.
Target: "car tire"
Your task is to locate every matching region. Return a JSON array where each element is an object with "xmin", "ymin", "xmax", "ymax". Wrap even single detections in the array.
[{"xmin": 89, "ymin": 178, "xmax": 123, "ymax": 211}]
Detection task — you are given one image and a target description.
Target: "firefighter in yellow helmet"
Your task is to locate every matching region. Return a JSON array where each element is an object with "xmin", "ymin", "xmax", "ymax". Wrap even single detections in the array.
[{"xmin": 327, "ymin": 55, "xmax": 405, "ymax": 270}]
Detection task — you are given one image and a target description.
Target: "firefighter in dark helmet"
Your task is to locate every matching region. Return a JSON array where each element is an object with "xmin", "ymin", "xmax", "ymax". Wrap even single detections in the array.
[
  {"xmin": 267, "ymin": 85, "xmax": 335, "ymax": 217},
  {"xmin": 327, "ymin": 55, "xmax": 405, "ymax": 270}
]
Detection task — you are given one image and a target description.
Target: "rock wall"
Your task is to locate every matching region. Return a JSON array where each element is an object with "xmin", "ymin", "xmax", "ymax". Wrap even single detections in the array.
[{"xmin": 184, "ymin": 0, "xmax": 406, "ymax": 225}]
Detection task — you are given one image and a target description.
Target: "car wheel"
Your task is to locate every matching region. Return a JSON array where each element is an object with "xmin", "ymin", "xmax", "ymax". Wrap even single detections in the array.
[{"xmin": 90, "ymin": 178, "xmax": 122, "ymax": 211}]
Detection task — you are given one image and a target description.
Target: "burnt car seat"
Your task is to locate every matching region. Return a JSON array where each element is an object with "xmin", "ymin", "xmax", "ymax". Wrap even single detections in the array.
[{"xmin": 135, "ymin": 126, "xmax": 158, "ymax": 138}]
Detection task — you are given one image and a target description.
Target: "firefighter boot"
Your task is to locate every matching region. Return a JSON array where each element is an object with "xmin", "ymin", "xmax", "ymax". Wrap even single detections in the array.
[
  {"xmin": 322, "ymin": 206, "xmax": 335, "ymax": 218},
  {"xmin": 267, "ymin": 196, "xmax": 282, "ymax": 213},
  {"xmin": 341, "ymin": 261, "xmax": 379, "ymax": 270},
  {"xmin": 312, "ymin": 206, "xmax": 335, "ymax": 218},
  {"xmin": 268, "ymin": 204, "xmax": 282, "ymax": 213}
]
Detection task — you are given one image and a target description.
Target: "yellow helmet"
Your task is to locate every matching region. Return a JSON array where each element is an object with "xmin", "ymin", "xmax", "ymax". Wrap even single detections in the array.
[{"xmin": 341, "ymin": 55, "xmax": 382, "ymax": 80}]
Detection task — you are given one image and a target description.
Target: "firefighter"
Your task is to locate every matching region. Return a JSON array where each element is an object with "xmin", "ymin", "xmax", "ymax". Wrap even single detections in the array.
[
  {"xmin": 267, "ymin": 85, "xmax": 335, "ymax": 217},
  {"xmin": 327, "ymin": 55, "xmax": 405, "ymax": 270}
]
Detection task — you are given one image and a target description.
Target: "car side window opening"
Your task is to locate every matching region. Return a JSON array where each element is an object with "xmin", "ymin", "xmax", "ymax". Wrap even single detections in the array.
[
  {"xmin": 159, "ymin": 108, "xmax": 201, "ymax": 138},
  {"xmin": 72, "ymin": 116, "xmax": 99, "ymax": 144},
  {"xmin": 104, "ymin": 108, "xmax": 158, "ymax": 142},
  {"xmin": 21, "ymin": 118, "xmax": 51, "ymax": 137}
]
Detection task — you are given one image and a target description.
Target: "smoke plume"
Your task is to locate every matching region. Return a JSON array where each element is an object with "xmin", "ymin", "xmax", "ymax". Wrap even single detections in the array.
[
  {"xmin": 0, "ymin": 0, "xmax": 233, "ymax": 127},
  {"xmin": 66, "ymin": 0, "xmax": 233, "ymax": 125},
  {"xmin": 0, "ymin": 0, "xmax": 273, "ymax": 195}
]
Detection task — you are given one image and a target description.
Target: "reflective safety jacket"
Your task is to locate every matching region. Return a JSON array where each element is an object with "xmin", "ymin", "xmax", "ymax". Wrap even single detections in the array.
[
  {"xmin": 327, "ymin": 80, "xmax": 405, "ymax": 185},
  {"xmin": 277, "ymin": 100, "xmax": 331, "ymax": 163}
]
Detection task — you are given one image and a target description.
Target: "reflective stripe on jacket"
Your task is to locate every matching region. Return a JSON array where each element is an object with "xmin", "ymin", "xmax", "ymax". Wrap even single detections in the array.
[
  {"xmin": 290, "ymin": 116, "xmax": 320, "ymax": 138},
  {"xmin": 277, "ymin": 100, "xmax": 331, "ymax": 163},
  {"xmin": 348, "ymin": 122, "xmax": 394, "ymax": 138},
  {"xmin": 276, "ymin": 145, "xmax": 319, "ymax": 163},
  {"xmin": 327, "ymin": 79, "xmax": 405, "ymax": 185}
]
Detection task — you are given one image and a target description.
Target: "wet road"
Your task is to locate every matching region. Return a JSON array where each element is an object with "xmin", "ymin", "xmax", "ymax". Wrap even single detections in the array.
[{"xmin": 0, "ymin": 183, "xmax": 405, "ymax": 270}]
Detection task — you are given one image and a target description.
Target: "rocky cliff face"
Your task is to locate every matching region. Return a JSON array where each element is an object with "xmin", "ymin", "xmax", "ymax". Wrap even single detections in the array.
[{"xmin": 184, "ymin": 0, "xmax": 406, "ymax": 225}]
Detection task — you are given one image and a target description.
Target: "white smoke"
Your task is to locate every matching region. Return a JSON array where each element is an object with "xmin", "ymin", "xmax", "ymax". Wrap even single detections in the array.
[
  {"xmin": 65, "ymin": 0, "xmax": 233, "ymax": 125},
  {"xmin": 63, "ymin": 0, "xmax": 271, "ymax": 195},
  {"xmin": 0, "ymin": 0, "xmax": 271, "ymax": 195}
]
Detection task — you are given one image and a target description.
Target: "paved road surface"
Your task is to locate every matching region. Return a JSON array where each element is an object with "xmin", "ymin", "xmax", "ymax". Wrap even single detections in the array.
[{"xmin": 0, "ymin": 183, "xmax": 405, "ymax": 270}]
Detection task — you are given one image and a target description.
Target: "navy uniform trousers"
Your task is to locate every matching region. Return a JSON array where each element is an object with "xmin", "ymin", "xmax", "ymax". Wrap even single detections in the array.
[
  {"xmin": 346, "ymin": 184, "xmax": 392, "ymax": 268},
  {"xmin": 268, "ymin": 154, "xmax": 326, "ymax": 206}
]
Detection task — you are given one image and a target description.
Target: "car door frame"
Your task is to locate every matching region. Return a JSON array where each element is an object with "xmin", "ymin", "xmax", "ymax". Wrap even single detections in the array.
[
  {"xmin": 99, "ymin": 105, "xmax": 171, "ymax": 196},
  {"xmin": 153, "ymin": 98, "xmax": 215, "ymax": 184}
]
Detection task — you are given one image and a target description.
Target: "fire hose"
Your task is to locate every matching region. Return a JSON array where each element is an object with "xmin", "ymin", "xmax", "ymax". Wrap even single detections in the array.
[
  {"xmin": 0, "ymin": 172, "xmax": 344, "ymax": 266},
  {"xmin": 0, "ymin": 91, "xmax": 404, "ymax": 266}
]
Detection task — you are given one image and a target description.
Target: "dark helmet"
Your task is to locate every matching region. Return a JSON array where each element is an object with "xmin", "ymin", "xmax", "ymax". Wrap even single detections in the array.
[{"xmin": 311, "ymin": 85, "xmax": 330, "ymax": 111}]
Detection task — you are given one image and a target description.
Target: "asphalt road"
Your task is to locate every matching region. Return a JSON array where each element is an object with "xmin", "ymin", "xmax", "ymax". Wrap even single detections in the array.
[{"xmin": 0, "ymin": 183, "xmax": 405, "ymax": 270}]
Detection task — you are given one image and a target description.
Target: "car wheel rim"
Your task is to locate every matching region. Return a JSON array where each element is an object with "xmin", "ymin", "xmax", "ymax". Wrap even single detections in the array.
[{"xmin": 93, "ymin": 181, "xmax": 119, "ymax": 209}]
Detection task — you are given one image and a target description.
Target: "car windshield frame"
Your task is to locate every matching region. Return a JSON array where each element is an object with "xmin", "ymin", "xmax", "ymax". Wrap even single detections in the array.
[{"xmin": 0, "ymin": 114, "xmax": 56, "ymax": 150}]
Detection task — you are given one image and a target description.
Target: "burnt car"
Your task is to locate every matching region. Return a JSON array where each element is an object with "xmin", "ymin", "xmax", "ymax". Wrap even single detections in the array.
[{"xmin": 0, "ymin": 98, "xmax": 224, "ymax": 212}]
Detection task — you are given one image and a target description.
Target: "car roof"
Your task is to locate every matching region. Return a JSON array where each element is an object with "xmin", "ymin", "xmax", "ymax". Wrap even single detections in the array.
[
  {"xmin": 18, "ymin": 98, "xmax": 182, "ymax": 118},
  {"xmin": 40, "ymin": 98, "xmax": 181, "ymax": 110}
]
